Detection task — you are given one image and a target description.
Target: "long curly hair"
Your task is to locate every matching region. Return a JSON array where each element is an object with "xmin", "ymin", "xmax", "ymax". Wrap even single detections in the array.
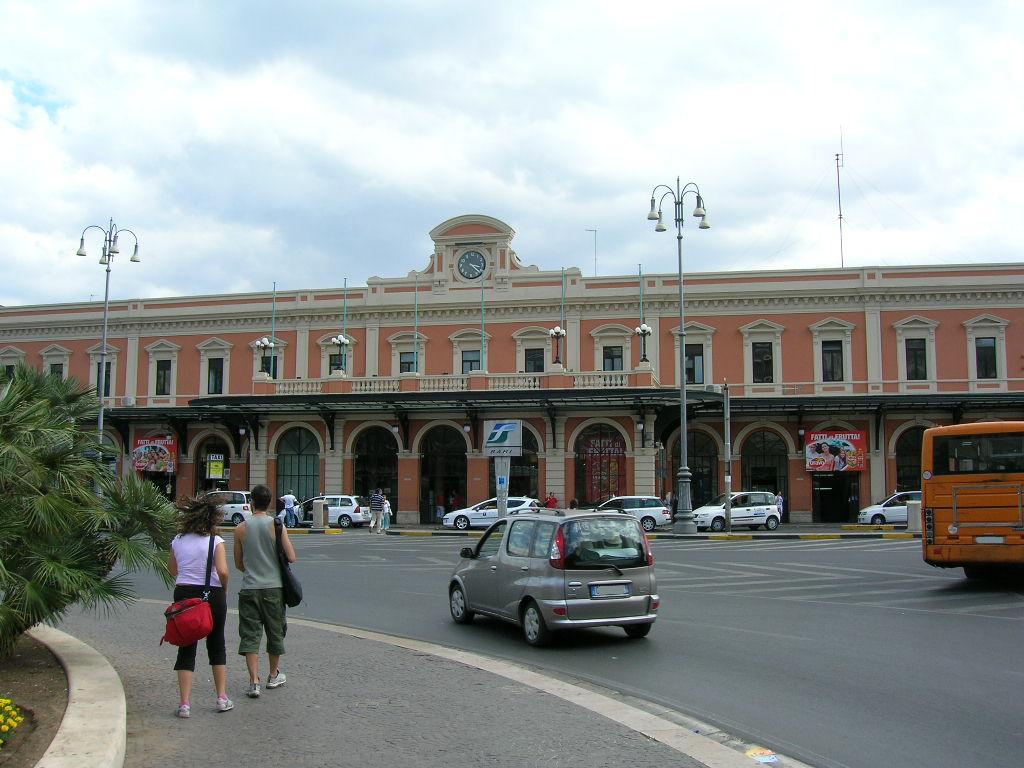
[{"xmin": 176, "ymin": 495, "xmax": 223, "ymax": 536}]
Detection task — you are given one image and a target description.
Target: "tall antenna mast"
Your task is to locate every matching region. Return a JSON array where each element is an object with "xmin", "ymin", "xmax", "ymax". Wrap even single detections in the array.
[{"xmin": 835, "ymin": 132, "xmax": 845, "ymax": 268}]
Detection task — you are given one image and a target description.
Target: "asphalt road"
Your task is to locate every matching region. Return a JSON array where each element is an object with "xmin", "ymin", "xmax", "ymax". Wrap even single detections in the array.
[{"xmin": 128, "ymin": 531, "xmax": 1024, "ymax": 768}]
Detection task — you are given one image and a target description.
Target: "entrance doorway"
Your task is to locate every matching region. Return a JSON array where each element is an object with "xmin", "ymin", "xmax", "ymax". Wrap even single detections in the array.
[
  {"xmin": 419, "ymin": 426, "xmax": 467, "ymax": 524},
  {"xmin": 354, "ymin": 427, "xmax": 399, "ymax": 506},
  {"xmin": 812, "ymin": 473, "xmax": 860, "ymax": 522},
  {"xmin": 195, "ymin": 437, "xmax": 231, "ymax": 494},
  {"xmin": 741, "ymin": 429, "xmax": 789, "ymax": 520}
]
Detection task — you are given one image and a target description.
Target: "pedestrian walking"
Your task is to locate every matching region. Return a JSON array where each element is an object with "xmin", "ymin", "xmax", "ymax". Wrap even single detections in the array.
[
  {"xmin": 279, "ymin": 489, "xmax": 299, "ymax": 528},
  {"xmin": 234, "ymin": 484, "xmax": 296, "ymax": 699},
  {"xmin": 380, "ymin": 495, "xmax": 392, "ymax": 533},
  {"xmin": 369, "ymin": 487, "xmax": 385, "ymax": 533},
  {"xmin": 775, "ymin": 490, "xmax": 785, "ymax": 521},
  {"xmin": 168, "ymin": 496, "xmax": 232, "ymax": 718}
]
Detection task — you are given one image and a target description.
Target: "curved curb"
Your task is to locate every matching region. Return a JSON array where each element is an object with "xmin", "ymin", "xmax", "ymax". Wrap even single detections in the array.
[{"xmin": 27, "ymin": 625, "xmax": 126, "ymax": 768}]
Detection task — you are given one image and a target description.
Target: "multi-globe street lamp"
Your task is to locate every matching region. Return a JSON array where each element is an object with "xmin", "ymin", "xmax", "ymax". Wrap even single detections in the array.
[
  {"xmin": 549, "ymin": 325, "xmax": 567, "ymax": 366},
  {"xmin": 76, "ymin": 218, "xmax": 140, "ymax": 445},
  {"xmin": 255, "ymin": 336, "xmax": 275, "ymax": 377},
  {"xmin": 330, "ymin": 334, "xmax": 350, "ymax": 374},
  {"xmin": 634, "ymin": 322, "xmax": 653, "ymax": 363},
  {"xmin": 647, "ymin": 177, "xmax": 710, "ymax": 533}
]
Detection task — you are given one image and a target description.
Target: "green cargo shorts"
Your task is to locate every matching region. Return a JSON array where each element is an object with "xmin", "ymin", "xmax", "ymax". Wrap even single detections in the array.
[{"xmin": 237, "ymin": 588, "xmax": 286, "ymax": 656}]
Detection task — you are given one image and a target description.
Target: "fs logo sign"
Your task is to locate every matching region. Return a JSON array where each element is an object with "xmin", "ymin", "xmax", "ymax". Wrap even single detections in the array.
[{"xmin": 483, "ymin": 420, "xmax": 523, "ymax": 457}]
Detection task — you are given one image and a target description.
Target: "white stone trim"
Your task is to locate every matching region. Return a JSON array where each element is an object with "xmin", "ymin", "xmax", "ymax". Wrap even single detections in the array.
[
  {"xmin": 449, "ymin": 328, "xmax": 492, "ymax": 374},
  {"xmin": 250, "ymin": 337, "xmax": 287, "ymax": 380},
  {"xmin": 809, "ymin": 317, "xmax": 854, "ymax": 395},
  {"xmin": 590, "ymin": 323, "xmax": 633, "ymax": 372},
  {"xmin": 87, "ymin": 342, "xmax": 119, "ymax": 402},
  {"xmin": 196, "ymin": 337, "xmax": 233, "ymax": 397},
  {"xmin": 893, "ymin": 316, "xmax": 938, "ymax": 393},
  {"xmin": 671, "ymin": 322, "xmax": 715, "ymax": 386},
  {"xmin": 511, "ymin": 326, "xmax": 552, "ymax": 373},
  {"xmin": 964, "ymin": 314, "xmax": 1008, "ymax": 392},
  {"xmin": 740, "ymin": 320, "xmax": 784, "ymax": 395},
  {"xmin": 144, "ymin": 339, "xmax": 181, "ymax": 400},
  {"xmin": 39, "ymin": 343, "xmax": 71, "ymax": 379},
  {"xmin": 317, "ymin": 332, "xmax": 357, "ymax": 377},
  {"xmin": 0, "ymin": 345, "xmax": 26, "ymax": 376},
  {"xmin": 386, "ymin": 330, "xmax": 427, "ymax": 375}
]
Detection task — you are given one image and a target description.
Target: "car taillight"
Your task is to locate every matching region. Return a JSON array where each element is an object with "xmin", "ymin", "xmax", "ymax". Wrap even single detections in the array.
[
  {"xmin": 643, "ymin": 532, "xmax": 655, "ymax": 565},
  {"xmin": 549, "ymin": 526, "xmax": 566, "ymax": 569}
]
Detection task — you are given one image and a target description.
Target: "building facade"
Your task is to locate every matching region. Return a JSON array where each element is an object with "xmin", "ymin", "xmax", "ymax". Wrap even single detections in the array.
[{"xmin": 3, "ymin": 214, "xmax": 1023, "ymax": 525}]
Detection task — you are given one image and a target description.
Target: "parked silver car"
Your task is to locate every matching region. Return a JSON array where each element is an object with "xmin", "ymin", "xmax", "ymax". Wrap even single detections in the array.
[
  {"xmin": 594, "ymin": 495, "xmax": 672, "ymax": 531},
  {"xmin": 448, "ymin": 509, "xmax": 659, "ymax": 646}
]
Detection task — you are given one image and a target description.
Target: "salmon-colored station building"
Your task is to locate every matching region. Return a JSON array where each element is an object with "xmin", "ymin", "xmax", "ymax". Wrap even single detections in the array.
[{"xmin": 3, "ymin": 214, "xmax": 1023, "ymax": 525}]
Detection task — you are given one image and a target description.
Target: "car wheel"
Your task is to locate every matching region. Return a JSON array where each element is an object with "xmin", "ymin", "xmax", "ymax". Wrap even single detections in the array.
[
  {"xmin": 521, "ymin": 601, "xmax": 551, "ymax": 647},
  {"xmin": 870, "ymin": 514, "xmax": 886, "ymax": 525},
  {"xmin": 231, "ymin": 513, "xmax": 244, "ymax": 525},
  {"xmin": 710, "ymin": 517, "xmax": 726, "ymax": 532},
  {"xmin": 449, "ymin": 584, "xmax": 474, "ymax": 624},
  {"xmin": 640, "ymin": 516, "xmax": 657, "ymax": 532},
  {"xmin": 454, "ymin": 515, "xmax": 471, "ymax": 531},
  {"xmin": 764, "ymin": 516, "xmax": 780, "ymax": 531},
  {"xmin": 338, "ymin": 515, "xmax": 352, "ymax": 528},
  {"xmin": 623, "ymin": 623, "xmax": 652, "ymax": 639}
]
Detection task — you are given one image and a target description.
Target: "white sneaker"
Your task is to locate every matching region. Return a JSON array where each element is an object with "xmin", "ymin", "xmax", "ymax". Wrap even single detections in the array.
[
  {"xmin": 267, "ymin": 671, "xmax": 286, "ymax": 689},
  {"xmin": 246, "ymin": 680, "xmax": 261, "ymax": 698},
  {"xmin": 216, "ymin": 696, "xmax": 234, "ymax": 712}
]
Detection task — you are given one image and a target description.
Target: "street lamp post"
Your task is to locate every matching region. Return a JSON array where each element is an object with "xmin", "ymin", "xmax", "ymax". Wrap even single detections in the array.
[
  {"xmin": 549, "ymin": 325, "xmax": 567, "ymax": 366},
  {"xmin": 646, "ymin": 177, "xmax": 710, "ymax": 533},
  {"xmin": 77, "ymin": 218, "xmax": 140, "ymax": 446},
  {"xmin": 634, "ymin": 322, "xmax": 653, "ymax": 363},
  {"xmin": 330, "ymin": 334, "xmax": 350, "ymax": 374}
]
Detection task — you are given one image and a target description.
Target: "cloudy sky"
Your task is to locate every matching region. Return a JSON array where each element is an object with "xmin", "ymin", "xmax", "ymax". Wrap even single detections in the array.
[{"xmin": 1, "ymin": 1, "xmax": 1021, "ymax": 307}]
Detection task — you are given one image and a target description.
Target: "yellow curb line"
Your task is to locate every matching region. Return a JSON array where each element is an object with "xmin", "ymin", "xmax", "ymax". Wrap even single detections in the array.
[{"xmin": 324, "ymin": 529, "xmax": 345, "ymax": 535}]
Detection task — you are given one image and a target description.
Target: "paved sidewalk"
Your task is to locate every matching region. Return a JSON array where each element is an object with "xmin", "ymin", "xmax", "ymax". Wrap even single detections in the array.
[{"xmin": 59, "ymin": 602, "xmax": 706, "ymax": 768}]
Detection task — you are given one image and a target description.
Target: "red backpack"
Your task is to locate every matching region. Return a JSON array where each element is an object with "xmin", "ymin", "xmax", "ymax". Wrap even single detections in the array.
[{"xmin": 161, "ymin": 536, "xmax": 216, "ymax": 646}]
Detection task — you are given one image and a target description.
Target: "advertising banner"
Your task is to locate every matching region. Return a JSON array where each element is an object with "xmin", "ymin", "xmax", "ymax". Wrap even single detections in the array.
[
  {"xmin": 131, "ymin": 435, "xmax": 177, "ymax": 474},
  {"xmin": 804, "ymin": 431, "xmax": 866, "ymax": 472}
]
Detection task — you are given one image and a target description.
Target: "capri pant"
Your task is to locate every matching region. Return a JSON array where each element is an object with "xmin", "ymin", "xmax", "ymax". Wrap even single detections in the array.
[{"xmin": 172, "ymin": 584, "xmax": 227, "ymax": 671}]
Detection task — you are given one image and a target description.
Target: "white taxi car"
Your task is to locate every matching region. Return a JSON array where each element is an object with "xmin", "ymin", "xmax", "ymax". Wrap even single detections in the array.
[
  {"xmin": 693, "ymin": 491, "xmax": 781, "ymax": 531},
  {"xmin": 442, "ymin": 497, "xmax": 540, "ymax": 530}
]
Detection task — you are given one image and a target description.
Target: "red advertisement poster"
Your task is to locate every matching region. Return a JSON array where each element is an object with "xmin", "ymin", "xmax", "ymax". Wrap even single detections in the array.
[
  {"xmin": 131, "ymin": 436, "xmax": 177, "ymax": 474},
  {"xmin": 804, "ymin": 431, "xmax": 866, "ymax": 472}
]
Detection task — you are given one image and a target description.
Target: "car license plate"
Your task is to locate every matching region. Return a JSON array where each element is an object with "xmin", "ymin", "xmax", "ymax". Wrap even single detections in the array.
[
  {"xmin": 975, "ymin": 536, "xmax": 1005, "ymax": 544},
  {"xmin": 591, "ymin": 584, "xmax": 629, "ymax": 598}
]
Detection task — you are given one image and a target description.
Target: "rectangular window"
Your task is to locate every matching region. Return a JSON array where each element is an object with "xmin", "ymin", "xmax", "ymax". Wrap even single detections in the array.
[
  {"xmin": 462, "ymin": 349, "xmax": 481, "ymax": 374},
  {"xmin": 821, "ymin": 340, "xmax": 844, "ymax": 382},
  {"xmin": 602, "ymin": 345, "xmax": 623, "ymax": 371},
  {"xmin": 524, "ymin": 347, "xmax": 545, "ymax": 373},
  {"xmin": 976, "ymin": 337, "xmax": 997, "ymax": 379},
  {"xmin": 752, "ymin": 342, "xmax": 773, "ymax": 383},
  {"xmin": 207, "ymin": 357, "xmax": 224, "ymax": 394},
  {"xmin": 399, "ymin": 351, "xmax": 417, "ymax": 373},
  {"xmin": 3, "ymin": 364, "xmax": 15, "ymax": 378},
  {"xmin": 905, "ymin": 338, "xmax": 927, "ymax": 381},
  {"xmin": 49, "ymin": 362, "xmax": 64, "ymax": 379},
  {"xmin": 155, "ymin": 359, "xmax": 172, "ymax": 396},
  {"xmin": 685, "ymin": 343, "xmax": 704, "ymax": 384},
  {"xmin": 95, "ymin": 361, "xmax": 112, "ymax": 397},
  {"xmin": 261, "ymin": 355, "xmax": 279, "ymax": 379},
  {"xmin": 329, "ymin": 353, "xmax": 344, "ymax": 374}
]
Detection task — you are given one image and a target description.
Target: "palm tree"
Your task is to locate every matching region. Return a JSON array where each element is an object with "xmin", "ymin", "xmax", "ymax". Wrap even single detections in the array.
[{"xmin": 0, "ymin": 365, "xmax": 178, "ymax": 658}]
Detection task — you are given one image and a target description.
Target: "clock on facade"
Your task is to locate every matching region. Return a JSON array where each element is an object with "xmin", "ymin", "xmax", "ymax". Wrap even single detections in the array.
[{"xmin": 457, "ymin": 250, "xmax": 487, "ymax": 280}]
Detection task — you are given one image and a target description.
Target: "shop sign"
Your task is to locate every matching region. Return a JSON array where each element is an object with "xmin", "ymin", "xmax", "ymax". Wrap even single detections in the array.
[
  {"xmin": 131, "ymin": 435, "xmax": 177, "ymax": 474},
  {"xmin": 207, "ymin": 453, "xmax": 225, "ymax": 480},
  {"xmin": 804, "ymin": 431, "xmax": 866, "ymax": 472}
]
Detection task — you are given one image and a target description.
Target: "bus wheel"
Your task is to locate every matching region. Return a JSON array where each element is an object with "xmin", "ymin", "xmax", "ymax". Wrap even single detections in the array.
[{"xmin": 964, "ymin": 566, "xmax": 997, "ymax": 581}]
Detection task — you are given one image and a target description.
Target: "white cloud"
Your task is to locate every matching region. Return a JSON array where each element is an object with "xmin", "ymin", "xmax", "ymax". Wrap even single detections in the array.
[{"xmin": 0, "ymin": 0, "xmax": 1021, "ymax": 307}]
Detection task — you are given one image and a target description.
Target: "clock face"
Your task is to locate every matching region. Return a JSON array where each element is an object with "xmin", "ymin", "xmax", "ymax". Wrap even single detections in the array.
[{"xmin": 458, "ymin": 250, "xmax": 487, "ymax": 280}]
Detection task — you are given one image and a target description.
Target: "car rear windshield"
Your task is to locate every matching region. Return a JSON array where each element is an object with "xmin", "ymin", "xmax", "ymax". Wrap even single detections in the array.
[{"xmin": 563, "ymin": 518, "xmax": 647, "ymax": 569}]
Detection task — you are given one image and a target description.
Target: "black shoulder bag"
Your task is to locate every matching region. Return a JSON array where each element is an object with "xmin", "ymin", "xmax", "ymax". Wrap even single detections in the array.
[{"xmin": 273, "ymin": 517, "xmax": 303, "ymax": 607}]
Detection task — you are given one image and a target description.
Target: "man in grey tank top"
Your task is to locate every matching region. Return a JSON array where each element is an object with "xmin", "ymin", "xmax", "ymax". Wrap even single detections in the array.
[{"xmin": 234, "ymin": 484, "xmax": 297, "ymax": 699}]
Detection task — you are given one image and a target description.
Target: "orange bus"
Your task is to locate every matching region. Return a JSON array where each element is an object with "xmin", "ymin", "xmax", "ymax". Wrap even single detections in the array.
[{"xmin": 921, "ymin": 422, "xmax": 1024, "ymax": 581}]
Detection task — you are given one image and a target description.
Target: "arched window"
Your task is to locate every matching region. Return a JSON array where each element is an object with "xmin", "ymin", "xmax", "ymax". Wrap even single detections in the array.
[
  {"xmin": 741, "ymin": 430, "xmax": 788, "ymax": 499},
  {"xmin": 666, "ymin": 431, "xmax": 719, "ymax": 509},
  {"xmin": 895, "ymin": 427, "xmax": 925, "ymax": 492},
  {"xmin": 489, "ymin": 429, "xmax": 539, "ymax": 498},
  {"xmin": 574, "ymin": 424, "xmax": 626, "ymax": 506},
  {"xmin": 354, "ymin": 427, "xmax": 399, "ymax": 504},
  {"xmin": 276, "ymin": 428, "xmax": 320, "ymax": 502},
  {"xmin": 419, "ymin": 426, "xmax": 468, "ymax": 523}
]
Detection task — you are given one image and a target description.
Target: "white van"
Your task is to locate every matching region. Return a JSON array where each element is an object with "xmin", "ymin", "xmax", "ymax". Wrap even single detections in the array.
[{"xmin": 693, "ymin": 491, "xmax": 781, "ymax": 531}]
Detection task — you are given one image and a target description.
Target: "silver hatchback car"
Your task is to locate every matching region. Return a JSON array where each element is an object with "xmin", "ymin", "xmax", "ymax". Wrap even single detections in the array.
[{"xmin": 448, "ymin": 509, "xmax": 659, "ymax": 646}]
